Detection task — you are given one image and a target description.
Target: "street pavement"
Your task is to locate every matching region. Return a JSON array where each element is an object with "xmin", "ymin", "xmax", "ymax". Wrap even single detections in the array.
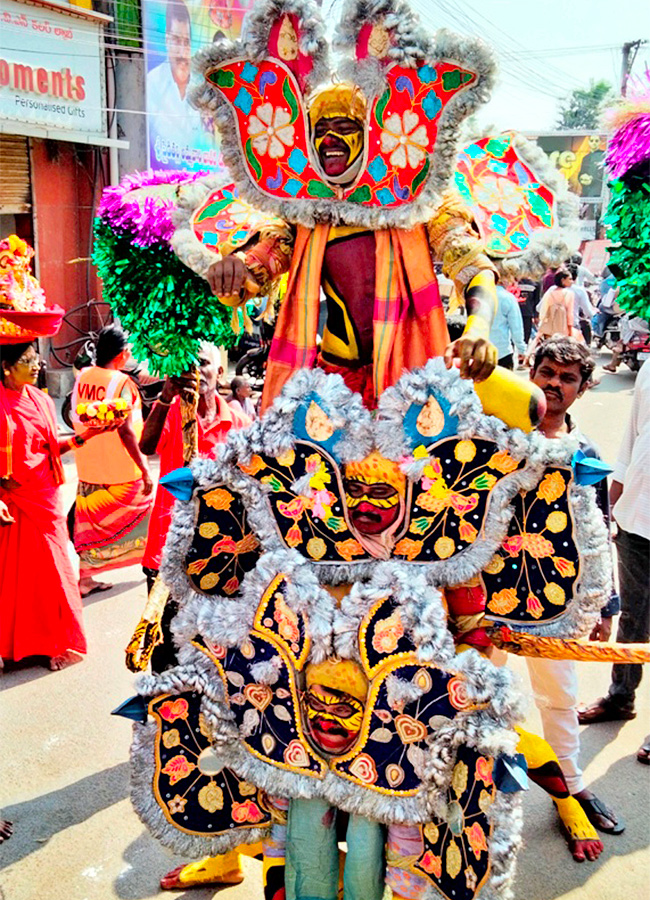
[{"xmin": 1, "ymin": 353, "xmax": 649, "ymax": 900}]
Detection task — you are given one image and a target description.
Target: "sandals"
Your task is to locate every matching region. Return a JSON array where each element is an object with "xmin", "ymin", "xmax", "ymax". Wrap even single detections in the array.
[
  {"xmin": 577, "ymin": 696, "xmax": 636, "ymax": 724},
  {"xmin": 637, "ymin": 738, "xmax": 650, "ymax": 766},
  {"xmin": 573, "ymin": 794, "xmax": 625, "ymax": 835}
]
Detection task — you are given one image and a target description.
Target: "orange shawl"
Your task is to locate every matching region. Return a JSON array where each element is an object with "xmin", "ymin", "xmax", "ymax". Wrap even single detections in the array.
[{"xmin": 261, "ymin": 224, "xmax": 449, "ymax": 411}]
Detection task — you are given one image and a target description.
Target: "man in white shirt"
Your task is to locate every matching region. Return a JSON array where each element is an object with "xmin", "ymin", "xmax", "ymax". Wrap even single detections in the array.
[
  {"xmin": 147, "ymin": 0, "xmax": 204, "ymax": 166},
  {"xmin": 528, "ymin": 337, "xmax": 623, "ymax": 859},
  {"xmin": 579, "ymin": 361, "xmax": 650, "ymax": 767}
]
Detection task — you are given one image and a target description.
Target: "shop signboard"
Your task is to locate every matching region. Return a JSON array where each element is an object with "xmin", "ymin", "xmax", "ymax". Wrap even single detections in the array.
[
  {"xmin": 0, "ymin": 0, "xmax": 106, "ymax": 137},
  {"xmin": 143, "ymin": 0, "xmax": 255, "ymax": 172}
]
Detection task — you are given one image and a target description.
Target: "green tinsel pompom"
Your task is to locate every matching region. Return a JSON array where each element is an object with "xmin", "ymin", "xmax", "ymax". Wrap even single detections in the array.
[
  {"xmin": 605, "ymin": 179, "xmax": 650, "ymax": 321},
  {"xmin": 92, "ymin": 218, "xmax": 239, "ymax": 377}
]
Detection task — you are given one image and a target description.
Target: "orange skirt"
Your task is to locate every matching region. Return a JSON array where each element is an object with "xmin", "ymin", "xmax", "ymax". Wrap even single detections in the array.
[{"xmin": 74, "ymin": 478, "xmax": 152, "ymax": 579}]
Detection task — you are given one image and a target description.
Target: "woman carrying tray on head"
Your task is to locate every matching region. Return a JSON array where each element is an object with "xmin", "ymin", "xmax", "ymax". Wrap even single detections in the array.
[{"xmin": 0, "ymin": 341, "xmax": 112, "ymax": 670}]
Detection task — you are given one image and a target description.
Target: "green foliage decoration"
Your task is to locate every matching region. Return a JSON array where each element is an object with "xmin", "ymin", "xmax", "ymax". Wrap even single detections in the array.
[
  {"xmin": 604, "ymin": 178, "xmax": 650, "ymax": 321},
  {"xmin": 92, "ymin": 218, "xmax": 237, "ymax": 377}
]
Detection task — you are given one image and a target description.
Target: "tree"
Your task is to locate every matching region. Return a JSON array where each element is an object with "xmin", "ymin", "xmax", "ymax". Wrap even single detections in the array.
[{"xmin": 556, "ymin": 80, "xmax": 614, "ymax": 130}]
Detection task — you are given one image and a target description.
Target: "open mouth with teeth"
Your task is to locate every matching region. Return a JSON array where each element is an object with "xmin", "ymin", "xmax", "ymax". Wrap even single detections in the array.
[{"xmin": 319, "ymin": 138, "xmax": 351, "ymax": 176}]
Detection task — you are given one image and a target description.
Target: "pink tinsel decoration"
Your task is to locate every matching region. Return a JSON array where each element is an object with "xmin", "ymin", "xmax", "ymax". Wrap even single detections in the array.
[
  {"xmin": 606, "ymin": 114, "xmax": 650, "ymax": 178},
  {"xmin": 604, "ymin": 67, "xmax": 650, "ymax": 178},
  {"xmin": 97, "ymin": 169, "xmax": 207, "ymax": 247}
]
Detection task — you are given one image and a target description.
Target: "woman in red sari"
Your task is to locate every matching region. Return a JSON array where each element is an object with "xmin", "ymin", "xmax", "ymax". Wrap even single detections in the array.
[{"xmin": 0, "ymin": 342, "xmax": 108, "ymax": 670}]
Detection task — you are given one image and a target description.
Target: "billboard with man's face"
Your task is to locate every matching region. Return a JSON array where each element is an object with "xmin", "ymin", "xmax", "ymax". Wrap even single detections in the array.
[
  {"xmin": 143, "ymin": 0, "xmax": 255, "ymax": 172},
  {"xmin": 533, "ymin": 133, "xmax": 608, "ymax": 200}
]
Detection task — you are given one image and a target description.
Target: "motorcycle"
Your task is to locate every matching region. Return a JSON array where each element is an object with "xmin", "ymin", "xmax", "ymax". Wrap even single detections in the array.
[
  {"xmin": 234, "ymin": 320, "xmax": 274, "ymax": 386},
  {"xmin": 618, "ymin": 330, "xmax": 650, "ymax": 372}
]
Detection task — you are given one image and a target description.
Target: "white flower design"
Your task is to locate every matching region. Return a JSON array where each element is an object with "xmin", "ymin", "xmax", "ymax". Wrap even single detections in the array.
[
  {"xmin": 475, "ymin": 177, "xmax": 522, "ymax": 215},
  {"xmin": 248, "ymin": 103, "xmax": 295, "ymax": 159},
  {"xmin": 380, "ymin": 111, "xmax": 428, "ymax": 169}
]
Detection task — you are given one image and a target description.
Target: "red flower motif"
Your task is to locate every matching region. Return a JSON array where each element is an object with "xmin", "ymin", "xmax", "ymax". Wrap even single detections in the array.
[
  {"xmin": 458, "ymin": 519, "xmax": 478, "ymax": 543},
  {"xmin": 223, "ymin": 576, "xmax": 240, "ymax": 595},
  {"xmin": 212, "ymin": 536, "xmax": 237, "ymax": 556},
  {"xmin": 277, "ymin": 497, "xmax": 307, "ymax": 519},
  {"xmin": 286, "ymin": 523, "xmax": 302, "ymax": 548},
  {"xmin": 161, "ymin": 754, "xmax": 196, "ymax": 785},
  {"xmin": 232, "ymin": 799, "xmax": 265, "ymax": 824},
  {"xmin": 448, "ymin": 492, "xmax": 479, "ymax": 515},
  {"xmin": 502, "ymin": 534, "xmax": 524, "ymax": 556},
  {"xmin": 521, "ymin": 532, "xmax": 554, "ymax": 559},
  {"xmin": 475, "ymin": 756, "xmax": 493, "ymax": 786},
  {"xmin": 159, "ymin": 698, "xmax": 189, "ymax": 722},
  {"xmin": 419, "ymin": 850, "xmax": 442, "ymax": 877},
  {"xmin": 464, "ymin": 821, "xmax": 488, "ymax": 858}
]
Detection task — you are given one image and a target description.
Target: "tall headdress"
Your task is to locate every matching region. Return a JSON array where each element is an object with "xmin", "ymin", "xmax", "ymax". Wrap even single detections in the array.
[{"xmin": 190, "ymin": 0, "xmax": 496, "ymax": 228}]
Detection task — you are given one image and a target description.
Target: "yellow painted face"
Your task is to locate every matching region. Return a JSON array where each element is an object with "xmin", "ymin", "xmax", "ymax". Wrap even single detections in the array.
[
  {"xmin": 303, "ymin": 684, "xmax": 364, "ymax": 755},
  {"xmin": 343, "ymin": 452, "xmax": 406, "ymax": 534},
  {"xmin": 313, "ymin": 126, "xmax": 364, "ymax": 167},
  {"xmin": 308, "ymin": 84, "xmax": 366, "ymax": 179}
]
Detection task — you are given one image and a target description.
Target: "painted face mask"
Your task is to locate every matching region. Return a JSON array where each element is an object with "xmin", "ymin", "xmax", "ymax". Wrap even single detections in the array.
[
  {"xmin": 313, "ymin": 125, "xmax": 364, "ymax": 169},
  {"xmin": 302, "ymin": 659, "xmax": 368, "ymax": 756},
  {"xmin": 344, "ymin": 452, "xmax": 407, "ymax": 537},
  {"xmin": 308, "ymin": 83, "xmax": 366, "ymax": 183}
]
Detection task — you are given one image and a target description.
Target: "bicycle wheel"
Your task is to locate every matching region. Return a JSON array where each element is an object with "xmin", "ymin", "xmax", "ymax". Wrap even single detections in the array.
[{"xmin": 50, "ymin": 300, "xmax": 114, "ymax": 367}]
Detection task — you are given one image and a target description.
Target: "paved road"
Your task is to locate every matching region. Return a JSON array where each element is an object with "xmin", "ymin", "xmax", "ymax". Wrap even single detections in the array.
[{"xmin": 2, "ymin": 355, "xmax": 648, "ymax": 900}]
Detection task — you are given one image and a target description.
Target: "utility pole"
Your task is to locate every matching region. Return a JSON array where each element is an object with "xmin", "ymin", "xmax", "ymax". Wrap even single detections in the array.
[{"xmin": 621, "ymin": 40, "xmax": 648, "ymax": 95}]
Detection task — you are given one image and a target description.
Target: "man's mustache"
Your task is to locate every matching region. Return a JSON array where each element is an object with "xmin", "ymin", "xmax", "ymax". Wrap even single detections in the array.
[{"xmin": 544, "ymin": 387, "xmax": 563, "ymax": 399}]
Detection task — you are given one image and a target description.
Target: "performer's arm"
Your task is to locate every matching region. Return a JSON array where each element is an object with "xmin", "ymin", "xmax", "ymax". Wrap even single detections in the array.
[
  {"xmin": 428, "ymin": 191, "xmax": 499, "ymax": 381},
  {"xmin": 443, "ymin": 270, "xmax": 498, "ymax": 381},
  {"xmin": 205, "ymin": 224, "xmax": 294, "ymax": 303}
]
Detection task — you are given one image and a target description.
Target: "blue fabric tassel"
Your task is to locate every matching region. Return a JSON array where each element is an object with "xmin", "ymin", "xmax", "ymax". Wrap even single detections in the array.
[
  {"xmin": 571, "ymin": 448, "xmax": 613, "ymax": 486},
  {"xmin": 160, "ymin": 466, "xmax": 195, "ymax": 500},
  {"xmin": 111, "ymin": 695, "xmax": 149, "ymax": 723},
  {"xmin": 494, "ymin": 753, "xmax": 529, "ymax": 793}
]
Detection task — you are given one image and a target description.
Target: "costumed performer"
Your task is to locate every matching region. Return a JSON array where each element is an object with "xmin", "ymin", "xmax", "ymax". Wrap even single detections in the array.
[
  {"xmin": 0, "ymin": 342, "xmax": 114, "ymax": 670},
  {"xmin": 140, "ymin": 343, "xmax": 251, "ymax": 672},
  {"xmin": 139, "ymin": 343, "xmax": 253, "ymax": 892},
  {"xmin": 205, "ymin": 81, "xmax": 500, "ymax": 409},
  {"xmin": 199, "ymin": 48, "xmax": 501, "ymax": 900},
  {"xmin": 70, "ymin": 324, "xmax": 154, "ymax": 597},
  {"xmin": 122, "ymin": 2, "xmax": 604, "ymax": 896}
]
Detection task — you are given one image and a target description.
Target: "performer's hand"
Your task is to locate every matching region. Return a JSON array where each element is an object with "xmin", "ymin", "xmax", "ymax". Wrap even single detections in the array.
[
  {"xmin": 444, "ymin": 334, "xmax": 498, "ymax": 382},
  {"xmin": 0, "ymin": 499, "xmax": 14, "ymax": 525},
  {"xmin": 589, "ymin": 616, "xmax": 613, "ymax": 642},
  {"xmin": 141, "ymin": 470, "xmax": 154, "ymax": 496},
  {"xmin": 206, "ymin": 256, "xmax": 248, "ymax": 297}
]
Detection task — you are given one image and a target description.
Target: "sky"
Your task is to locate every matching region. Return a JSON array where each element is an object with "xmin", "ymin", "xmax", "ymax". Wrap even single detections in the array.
[{"xmin": 327, "ymin": 0, "xmax": 650, "ymax": 133}]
